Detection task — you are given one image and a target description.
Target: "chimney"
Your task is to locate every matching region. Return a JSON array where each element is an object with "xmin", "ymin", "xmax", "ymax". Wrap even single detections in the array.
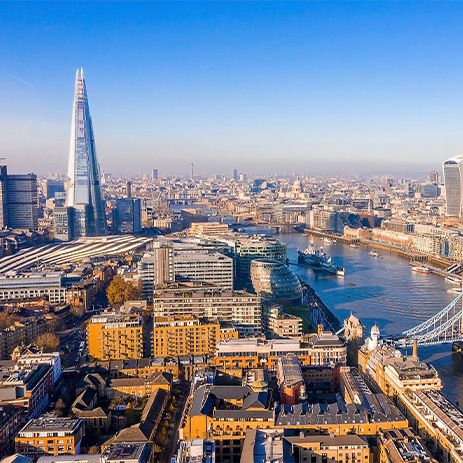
[
  {"xmin": 412, "ymin": 340, "xmax": 419, "ymax": 360},
  {"xmin": 317, "ymin": 324, "xmax": 324, "ymax": 336}
]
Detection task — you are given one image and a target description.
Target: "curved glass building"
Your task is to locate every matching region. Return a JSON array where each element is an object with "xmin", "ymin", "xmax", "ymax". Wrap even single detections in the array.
[
  {"xmin": 443, "ymin": 155, "xmax": 463, "ymax": 217},
  {"xmin": 250, "ymin": 258, "xmax": 302, "ymax": 303}
]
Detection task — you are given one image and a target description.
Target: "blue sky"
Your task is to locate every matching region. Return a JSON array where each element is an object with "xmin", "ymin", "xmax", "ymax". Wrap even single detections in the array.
[{"xmin": 1, "ymin": 1, "xmax": 463, "ymax": 177}]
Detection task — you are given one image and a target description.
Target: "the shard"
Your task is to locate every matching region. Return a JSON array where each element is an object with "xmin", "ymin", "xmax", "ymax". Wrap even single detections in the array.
[{"xmin": 65, "ymin": 67, "xmax": 106, "ymax": 236}]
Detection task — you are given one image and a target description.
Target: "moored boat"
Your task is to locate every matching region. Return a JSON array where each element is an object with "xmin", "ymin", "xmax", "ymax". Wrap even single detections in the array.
[{"xmin": 411, "ymin": 266, "xmax": 431, "ymax": 274}]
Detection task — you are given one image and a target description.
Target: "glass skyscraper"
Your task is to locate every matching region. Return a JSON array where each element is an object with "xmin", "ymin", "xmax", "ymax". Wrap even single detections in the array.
[
  {"xmin": 65, "ymin": 67, "xmax": 106, "ymax": 237},
  {"xmin": 443, "ymin": 155, "xmax": 463, "ymax": 217}
]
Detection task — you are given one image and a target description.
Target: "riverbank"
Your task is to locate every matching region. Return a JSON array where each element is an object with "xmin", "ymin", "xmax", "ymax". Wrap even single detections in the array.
[
  {"xmin": 303, "ymin": 228, "xmax": 456, "ymax": 276},
  {"xmin": 283, "ymin": 282, "xmax": 342, "ymax": 334}
]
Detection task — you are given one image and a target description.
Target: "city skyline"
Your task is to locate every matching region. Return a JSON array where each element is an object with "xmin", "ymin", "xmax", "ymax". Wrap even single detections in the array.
[{"xmin": 3, "ymin": 2, "xmax": 463, "ymax": 176}]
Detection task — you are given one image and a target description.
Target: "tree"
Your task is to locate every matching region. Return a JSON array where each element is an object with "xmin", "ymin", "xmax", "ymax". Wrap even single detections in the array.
[
  {"xmin": 70, "ymin": 304, "xmax": 85, "ymax": 318},
  {"xmin": 0, "ymin": 312, "xmax": 14, "ymax": 329},
  {"xmin": 106, "ymin": 275, "xmax": 141, "ymax": 307},
  {"xmin": 35, "ymin": 332, "xmax": 60, "ymax": 352}
]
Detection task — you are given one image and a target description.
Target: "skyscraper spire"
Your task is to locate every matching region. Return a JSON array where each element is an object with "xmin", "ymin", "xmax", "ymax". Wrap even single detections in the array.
[{"xmin": 65, "ymin": 67, "xmax": 106, "ymax": 237}]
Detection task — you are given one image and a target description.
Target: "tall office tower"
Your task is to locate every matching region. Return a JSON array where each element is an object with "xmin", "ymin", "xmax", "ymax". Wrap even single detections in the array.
[
  {"xmin": 125, "ymin": 181, "xmax": 132, "ymax": 198},
  {"xmin": 137, "ymin": 242, "xmax": 175, "ymax": 300},
  {"xmin": 443, "ymin": 156, "xmax": 463, "ymax": 217},
  {"xmin": 233, "ymin": 168, "xmax": 239, "ymax": 181},
  {"xmin": 112, "ymin": 198, "xmax": 141, "ymax": 234},
  {"xmin": 65, "ymin": 68, "xmax": 106, "ymax": 237},
  {"xmin": 152, "ymin": 169, "xmax": 159, "ymax": 180},
  {"xmin": 6, "ymin": 174, "xmax": 38, "ymax": 229},
  {"xmin": 428, "ymin": 170, "xmax": 439, "ymax": 183},
  {"xmin": 0, "ymin": 165, "xmax": 7, "ymax": 228}
]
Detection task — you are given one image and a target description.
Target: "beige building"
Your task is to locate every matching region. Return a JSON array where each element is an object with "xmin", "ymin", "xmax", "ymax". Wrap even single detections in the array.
[
  {"xmin": 265, "ymin": 307, "xmax": 303, "ymax": 339},
  {"xmin": 188, "ymin": 222, "xmax": 229, "ymax": 237}
]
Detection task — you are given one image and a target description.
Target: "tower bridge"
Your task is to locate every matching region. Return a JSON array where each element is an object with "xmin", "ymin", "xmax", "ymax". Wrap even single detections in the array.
[{"xmin": 399, "ymin": 292, "xmax": 463, "ymax": 346}]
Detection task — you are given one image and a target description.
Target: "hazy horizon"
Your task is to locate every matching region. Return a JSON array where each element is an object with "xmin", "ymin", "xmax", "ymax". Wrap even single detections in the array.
[{"xmin": 2, "ymin": 1, "xmax": 463, "ymax": 177}]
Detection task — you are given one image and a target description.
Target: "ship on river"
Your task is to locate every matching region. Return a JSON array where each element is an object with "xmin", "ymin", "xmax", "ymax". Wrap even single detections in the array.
[{"xmin": 297, "ymin": 244, "xmax": 345, "ymax": 276}]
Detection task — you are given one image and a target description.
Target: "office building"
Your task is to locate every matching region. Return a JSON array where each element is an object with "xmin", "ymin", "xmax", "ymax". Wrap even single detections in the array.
[
  {"xmin": 15, "ymin": 416, "xmax": 83, "ymax": 458},
  {"xmin": 87, "ymin": 312, "xmax": 145, "ymax": 361},
  {"xmin": 53, "ymin": 207, "xmax": 75, "ymax": 241},
  {"xmin": 65, "ymin": 68, "xmax": 106, "ymax": 237},
  {"xmin": 0, "ymin": 165, "xmax": 38, "ymax": 230},
  {"xmin": 44, "ymin": 179, "xmax": 65, "ymax": 199},
  {"xmin": 0, "ymin": 165, "xmax": 8, "ymax": 228},
  {"xmin": 443, "ymin": 155, "xmax": 463, "ymax": 217},
  {"xmin": 152, "ymin": 315, "xmax": 238, "ymax": 358},
  {"xmin": 137, "ymin": 243, "xmax": 175, "ymax": 300},
  {"xmin": 188, "ymin": 222, "xmax": 229, "ymax": 237},
  {"xmin": 174, "ymin": 251, "xmax": 233, "ymax": 289},
  {"xmin": 112, "ymin": 198, "xmax": 142, "ymax": 234},
  {"xmin": 6, "ymin": 174, "xmax": 38, "ymax": 229},
  {"xmin": 0, "ymin": 272, "xmax": 67, "ymax": 304},
  {"xmin": 250, "ymin": 258, "xmax": 302, "ymax": 303},
  {"xmin": 151, "ymin": 169, "xmax": 159, "ymax": 180},
  {"xmin": 234, "ymin": 235, "xmax": 287, "ymax": 288},
  {"xmin": 153, "ymin": 283, "xmax": 262, "ymax": 335},
  {"xmin": 233, "ymin": 168, "xmax": 239, "ymax": 181}
]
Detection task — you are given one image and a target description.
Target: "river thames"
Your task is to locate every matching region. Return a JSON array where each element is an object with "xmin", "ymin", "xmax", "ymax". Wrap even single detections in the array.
[{"xmin": 248, "ymin": 226, "xmax": 463, "ymax": 405}]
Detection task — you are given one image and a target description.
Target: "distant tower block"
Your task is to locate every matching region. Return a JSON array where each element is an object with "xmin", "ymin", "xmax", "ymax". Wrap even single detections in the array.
[{"xmin": 152, "ymin": 169, "xmax": 159, "ymax": 180}]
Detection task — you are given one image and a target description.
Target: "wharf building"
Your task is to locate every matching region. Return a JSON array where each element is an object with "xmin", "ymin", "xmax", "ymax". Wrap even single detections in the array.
[
  {"xmin": 182, "ymin": 365, "xmax": 405, "ymax": 462},
  {"xmin": 153, "ymin": 282, "xmax": 262, "ymax": 336},
  {"xmin": 152, "ymin": 315, "xmax": 238, "ymax": 358},
  {"xmin": 357, "ymin": 326, "xmax": 463, "ymax": 462},
  {"xmin": 213, "ymin": 331, "xmax": 346, "ymax": 371},
  {"xmin": 358, "ymin": 326, "xmax": 442, "ymax": 396},
  {"xmin": 87, "ymin": 312, "xmax": 145, "ymax": 361},
  {"xmin": 378, "ymin": 428, "xmax": 437, "ymax": 463},
  {"xmin": 59, "ymin": 68, "xmax": 106, "ymax": 240}
]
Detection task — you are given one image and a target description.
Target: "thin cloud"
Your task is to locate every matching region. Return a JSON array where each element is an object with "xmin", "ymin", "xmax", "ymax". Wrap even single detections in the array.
[{"xmin": 4, "ymin": 70, "xmax": 35, "ymax": 88}]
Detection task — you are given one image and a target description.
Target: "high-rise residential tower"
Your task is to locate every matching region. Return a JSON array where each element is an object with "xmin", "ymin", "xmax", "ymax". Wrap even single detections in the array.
[
  {"xmin": 443, "ymin": 155, "xmax": 463, "ymax": 217},
  {"xmin": 65, "ymin": 67, "xmax": 106, "ymax": 237}
]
